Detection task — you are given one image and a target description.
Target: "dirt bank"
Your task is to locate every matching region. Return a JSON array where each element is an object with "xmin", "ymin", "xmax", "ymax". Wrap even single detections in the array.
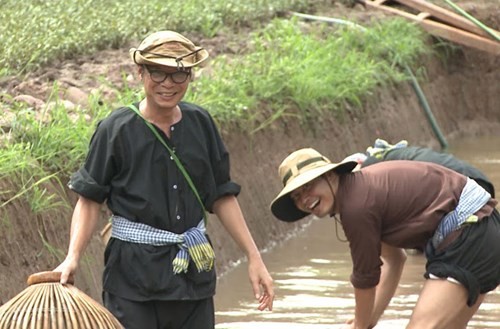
[{"xmin": 1, "ymin": 3, "xmax": 499, "ymax": 305}]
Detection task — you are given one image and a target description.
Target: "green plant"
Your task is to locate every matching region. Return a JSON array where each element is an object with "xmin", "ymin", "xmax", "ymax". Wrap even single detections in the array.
[
  {"xmin": 0, "ymin": 0, "xmax": 314, "ymax": 76},
  {"xmin": 186, "ymin": 17, "xmax": 429, "ymax": 131},
  {"xmin": 38, "ymin": 231, "xmax": 67, "ymax": 262}
]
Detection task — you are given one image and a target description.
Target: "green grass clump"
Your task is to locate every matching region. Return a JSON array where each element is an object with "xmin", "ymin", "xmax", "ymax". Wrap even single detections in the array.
[
  {"xmin": 0, "ymin": 0, "xmax": 313, "ymax": 76},
  {"xmin": 187, "ymin": 17, "xmax": 429, "ymax": 131},
  {"xmin": 8, "ymin": 90, "xmax": 108, "ymax": 173}
]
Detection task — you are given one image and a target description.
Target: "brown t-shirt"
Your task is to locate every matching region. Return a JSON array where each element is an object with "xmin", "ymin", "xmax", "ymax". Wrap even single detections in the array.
[{"xmin": 337, "ymin": 160, "xmax": 497, "ymax": 289}]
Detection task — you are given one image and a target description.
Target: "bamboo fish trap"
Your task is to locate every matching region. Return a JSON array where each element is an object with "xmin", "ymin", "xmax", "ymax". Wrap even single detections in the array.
[{"xmin": 0, "ymin": 271, "xmax": 123, "ymax": 329}]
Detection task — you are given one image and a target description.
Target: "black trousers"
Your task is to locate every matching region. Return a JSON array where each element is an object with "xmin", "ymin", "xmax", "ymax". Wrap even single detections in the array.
[
  {"xmin": 103, "ymin": 292, "xmax": 215, "ymax": 329},
  {"xmin": 425, "ymin": 209, "xmax": 500, "ymax": 306}
]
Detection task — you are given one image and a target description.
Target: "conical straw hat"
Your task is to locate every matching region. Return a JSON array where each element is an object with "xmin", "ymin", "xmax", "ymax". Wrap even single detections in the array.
[{"xmin": 0, "ymin": 271, "xmax": 123, "ymax": 329}]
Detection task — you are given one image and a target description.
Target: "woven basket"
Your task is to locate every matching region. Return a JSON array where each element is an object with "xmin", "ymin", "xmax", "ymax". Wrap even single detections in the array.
[{"xmin": 0, "ymin": 271, "xmax": 123, "ymax": 329}]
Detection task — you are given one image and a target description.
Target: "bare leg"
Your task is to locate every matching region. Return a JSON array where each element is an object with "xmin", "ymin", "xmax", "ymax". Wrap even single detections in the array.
[
  {"xmin": 446, "ymin": 293, "xmax": 485, "ymax": 329},
  {"xmin": 406, "ymin": 279, "xmax": 484, "ymax": 329}
]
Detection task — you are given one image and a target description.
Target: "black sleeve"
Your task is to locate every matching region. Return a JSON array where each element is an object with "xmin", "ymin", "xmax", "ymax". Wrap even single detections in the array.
[{"xmin": 68, "ymin": 119, "xmax": 119, "ymax": 203}]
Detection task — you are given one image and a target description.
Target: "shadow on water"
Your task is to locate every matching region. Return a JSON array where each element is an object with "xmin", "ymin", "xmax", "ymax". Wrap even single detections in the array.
[{"xmin": 214, "ymin": 136, "xmax": 500, "ymax": 329}]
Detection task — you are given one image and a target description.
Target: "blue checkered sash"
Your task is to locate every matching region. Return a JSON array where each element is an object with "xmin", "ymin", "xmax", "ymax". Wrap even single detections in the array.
[
  {"xmin": 431, "ymin": 177, "xmax": 491, "ymax": 249},
  {"xmin": 111, "ymin": 215, "xmax": 215, "ymax": 274}
]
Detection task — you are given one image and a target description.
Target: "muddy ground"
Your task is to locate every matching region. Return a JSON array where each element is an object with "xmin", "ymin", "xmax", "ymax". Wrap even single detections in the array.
[{"xmin": 0, "ymin": 1, "xmax": 499, "ymax": 304}]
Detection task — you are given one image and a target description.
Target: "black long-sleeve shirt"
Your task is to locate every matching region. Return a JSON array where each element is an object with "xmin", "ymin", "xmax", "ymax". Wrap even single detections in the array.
[
  {"xmin": 69, "ymin": 101, "xmax": 240, "ymax": 301},
  {"xmin": 362, "ymin": 146, "xmax": 495, "ymax": 197}
]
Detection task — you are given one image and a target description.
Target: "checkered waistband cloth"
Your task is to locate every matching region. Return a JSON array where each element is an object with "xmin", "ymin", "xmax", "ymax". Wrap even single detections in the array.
[
  {"xmin": 111, "ymin": 215, "xmax": 214, "ymax": 274},
  {"xmin": 431, "ymin": 177, "xmax": 491, "ymax": 249}
]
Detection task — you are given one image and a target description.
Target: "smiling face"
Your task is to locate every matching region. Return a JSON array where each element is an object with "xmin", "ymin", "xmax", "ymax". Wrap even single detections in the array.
[
  {"xmin": 290, "ymin": 173, "xmax": 339, "ymax": 218},
  {"xmin": 140, "ymin": 65, "xmax": 191, "ymax": 112}
]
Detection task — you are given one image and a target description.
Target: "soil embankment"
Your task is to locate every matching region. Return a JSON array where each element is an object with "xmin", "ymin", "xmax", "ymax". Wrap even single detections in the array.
[{"xmin": 1, "ymin": 6, "xmax": 499, "ymax": 304}]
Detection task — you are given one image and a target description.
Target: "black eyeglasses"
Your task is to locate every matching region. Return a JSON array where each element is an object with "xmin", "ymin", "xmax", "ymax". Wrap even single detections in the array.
[{"xmin": 143, "ymin": 66, "xmax": 191, "ymax": 84}]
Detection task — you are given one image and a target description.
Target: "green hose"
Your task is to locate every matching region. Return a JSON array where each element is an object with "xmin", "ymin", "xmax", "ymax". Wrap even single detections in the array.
[{"xmin": 405, "ymin": 66, "xmax": 448, "ymax": 150}]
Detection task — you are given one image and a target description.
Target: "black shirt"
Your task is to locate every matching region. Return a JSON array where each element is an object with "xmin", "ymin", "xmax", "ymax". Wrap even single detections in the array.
[
  {"xmin": 362, "ymin": 146, "xmax": 495, "ymax": 197},
  {"xmin": 69, "ymin": 101, "xmax": 240, "ymax": 301}
]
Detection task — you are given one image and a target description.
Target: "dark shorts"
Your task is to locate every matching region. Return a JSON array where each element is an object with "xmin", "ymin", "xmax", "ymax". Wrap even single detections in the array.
[
  {"xmin": 425, "ymin": 209, "xmax": 500, "ymax": 306},
  {"xmin": 103, "ymin": 292, "xmax": 215, "ymax": 329}
]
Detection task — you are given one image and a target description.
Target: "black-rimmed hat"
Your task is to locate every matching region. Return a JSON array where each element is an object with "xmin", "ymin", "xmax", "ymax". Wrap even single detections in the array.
[{"xmin": 270, "ymin": 148, "xmax": 358, "ymax": 222}]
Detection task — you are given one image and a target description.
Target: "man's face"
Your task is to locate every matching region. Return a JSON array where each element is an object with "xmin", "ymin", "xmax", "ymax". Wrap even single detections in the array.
[
  {"xmin": 141, "ymin": 65, "xmax": 191, "ymax": 110},
  {"xmin": 290, "ymin": 175, "xmax": 335, "ymax": 218}
]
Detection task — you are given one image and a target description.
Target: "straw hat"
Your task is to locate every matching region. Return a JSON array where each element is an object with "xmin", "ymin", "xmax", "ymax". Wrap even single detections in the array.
[
  {"xmin": 270, "ymin": 148, "xmax": 358, "ymax": 222},
  {"xmin": 130, "ymin": 30, "xmax": 209, "ymax": 68},
  {"xmin": 0, "ymin": 271, "xmax": 123, "ymax": 328}
]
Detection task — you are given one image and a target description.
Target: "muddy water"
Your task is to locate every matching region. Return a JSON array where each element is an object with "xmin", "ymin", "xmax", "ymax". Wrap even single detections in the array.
[{"xmin": 214, "ymin": 136, "xmax": 500, "ymax": 329}]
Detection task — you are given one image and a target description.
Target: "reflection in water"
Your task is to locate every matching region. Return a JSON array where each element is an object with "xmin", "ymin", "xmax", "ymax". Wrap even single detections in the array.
[{"xmin": 215, "ymin": 136, "xmax": 500, "ymax": 328}]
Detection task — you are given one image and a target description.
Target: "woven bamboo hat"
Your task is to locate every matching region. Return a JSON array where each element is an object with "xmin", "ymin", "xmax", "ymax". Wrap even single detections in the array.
[
  {"xmin": 130, "ymin": 30, "xmax": 209, "ymax": 68},
  {"xmin": 0, "ymin": 271, "xmax": 123, "ymax": 328},
  {"xmin": 270, "ymin": 148, "xmax": 358, "ymax": 222}
]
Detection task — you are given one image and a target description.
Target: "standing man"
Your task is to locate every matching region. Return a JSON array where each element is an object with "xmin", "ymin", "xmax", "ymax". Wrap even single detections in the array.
[
  {"xmin": 55, "ymin": 30, "xmax": 274, "ymax": 329},
  {"xmin": 270, "ymin": 148, "xmax": 499, "ymax": 329}
]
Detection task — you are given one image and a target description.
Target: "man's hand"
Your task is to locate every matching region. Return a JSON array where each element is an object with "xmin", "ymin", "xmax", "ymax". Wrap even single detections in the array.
[
  {"xmin": 53, "ymin": 255, "xmax": 79, "ymax": 284},
  {"xmin": 341, "ymin": 318, "xmax": 375, "ymax": 329},
  {"xmin": 248, "ymin": 257, "xmax": 274, "ymax": 311},
  {"xmin": 340, "ymin": 318, "xmax": 356, "ymax": 329}
]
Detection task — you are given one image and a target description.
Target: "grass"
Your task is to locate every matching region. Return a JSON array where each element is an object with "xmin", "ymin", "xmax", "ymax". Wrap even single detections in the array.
[
  {"xmin": 187, "ymin": 18, "xmax": 429, "ymax": 131},
  {"xmin": 0, "ymin": 1, "xmax": 431, "ymax": 220},
  {"xmin": 38, "ymin": 231, "xmax": 67, "ymax": 263},
  {"xmin": 0, "ymin": 0, "xmax": 313, "ymax": 76}
]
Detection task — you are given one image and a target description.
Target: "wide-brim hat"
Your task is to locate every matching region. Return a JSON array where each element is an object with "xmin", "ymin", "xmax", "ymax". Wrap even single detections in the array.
[
  {"xmin": 129, "ymin": 30, "xmax": 209, "ymax": 68},
  {"xmin": 270, "ymin": 148, "xmax": 358, "ymax": 222}
]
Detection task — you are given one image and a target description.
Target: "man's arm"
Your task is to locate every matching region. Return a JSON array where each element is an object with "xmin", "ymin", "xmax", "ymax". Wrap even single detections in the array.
[
  {"xmin": 353, "ymin": 286, "xmax": 377, "ymax": 329},
  {"xmin": 346, "ymin": 243, "xmax": 406, "ymax": 329},
  {"xmin": 212, "ymin": 195, "xmax": 274, "ymax": 311},
  {"xmin": 370, "ymin": 243, "xmax": 407, "ymax": 324},
  {"xmin": 54, "ymin": 196, "xmax": 101, "ymax": 284}
]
